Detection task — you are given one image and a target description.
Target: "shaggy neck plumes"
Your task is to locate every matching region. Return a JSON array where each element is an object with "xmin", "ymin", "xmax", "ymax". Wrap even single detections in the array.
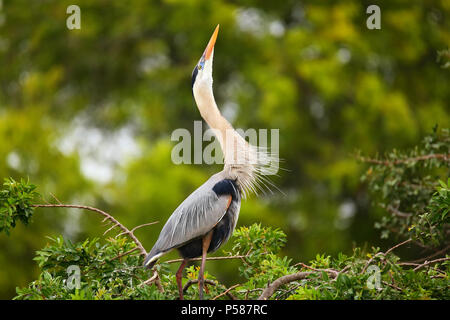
[{"xmin": 193, "ymin": 83, "xmax": 275, "ymax": 198}]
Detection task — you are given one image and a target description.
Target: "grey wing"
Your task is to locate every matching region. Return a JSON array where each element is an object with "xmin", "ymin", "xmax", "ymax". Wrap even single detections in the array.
[{"xmin": 146, "ymin": 185, "xmax": 231, "ymax": 260}]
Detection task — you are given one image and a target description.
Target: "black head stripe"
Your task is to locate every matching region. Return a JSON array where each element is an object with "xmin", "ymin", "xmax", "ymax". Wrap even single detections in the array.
[{"xmin": 191, "ymin": 66, "xmax": 198, "ymax": 89}]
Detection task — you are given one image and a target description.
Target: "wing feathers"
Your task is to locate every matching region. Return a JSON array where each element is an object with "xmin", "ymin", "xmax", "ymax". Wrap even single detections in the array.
[{"xmin": 146, "ymin": 178, "xmax": 233, "ymax": 263}]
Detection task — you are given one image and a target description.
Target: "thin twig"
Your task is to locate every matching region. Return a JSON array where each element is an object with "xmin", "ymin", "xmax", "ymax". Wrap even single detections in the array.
[
  {"xmin": 138, "ymin": 270, "xmax": 164, "ymax": 292},
  {"xmin": 183, "ymin": 279, "xmax": 217, "ymax": 293},
  {"xmin": 103, "ymin": 222, "xmax": 120, "ymax": 236},
  {"xmin": 139, "ymin": 270, "xmax": 159, "ymax": 287},
  {"xmin": 382, "ymin": 281, "xmax": 403, "ymax": 292},
  {"xmin": 360, "ymin": 252, "xmax": 384, "ymax": 275},
  {"xmin": 109, "ymin": 247, "xmax": 140, "ymax": 262},
  {"xmin": 398, "ymin": 262, "xmax": 420, "ymax": 267},
  {"xmin": 413, "ymin": 257, "xmax": 450, "ymax": 271},
  {"xmin": 131, "ymin": 222, "xmax": 159, "ymax": 233},
  {"xmin": 405, "ymin": 245, "xmax": 450, "ymax": 264},
  {"xmin": 212, "ymin": 284, "xmax": 240, "ymax": 300},
  {"xmin": 386, "ymin": 205, "xmax": 412, "ymax": 218},
  {"xmin": 116, "ymin": 221, "xmax": 159, "ymax": 238},
  {"xmin": 359, "ymin": 153, "xmax": 450, "ymax": 166},
  {"xmin": 32, "ymin": 203, "xmax": 148, "ymax": 256},
  {"xmin": 165, "ymin": 254, "xmax": 249, "ymax": 264},
  {"xmin": 385, "ymin": 239, "xmax": 413, "ymax": 255},
  {"xmin": 49, "ymin": 193, "xmax": 62, "ymax": 205},
  {"xmin": 339, "ymin": 265, "xmax": 351, "ymax": 275},
  {"xmin": 240, "ymin": 288, "xmax": 264, "ymax": 300},
  {"xmin": 276, "ymin": 283, "xmax": 302, "ymax": 300},
  {"xmin": 360, "ymin": 239, "xmax": 413, "ymax": 274},
  {"xmin": 296, "ymin": 262, "xmax": 339, "ymax": 278}
]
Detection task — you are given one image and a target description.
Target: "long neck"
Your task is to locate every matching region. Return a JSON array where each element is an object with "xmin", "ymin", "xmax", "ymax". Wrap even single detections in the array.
[
  {"xmin": 194, "ymin": 86, "xmax": 232, "ymax": 145},
  {"xmin": 194, "ymin": 84, "xmax": 259, "ymax": 195}
]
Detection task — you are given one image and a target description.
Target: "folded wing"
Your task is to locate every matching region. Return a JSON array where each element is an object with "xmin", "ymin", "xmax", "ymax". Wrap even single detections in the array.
[{"xmin": 145, "ymin": 177, "xmax": 232, "ymax": 266}]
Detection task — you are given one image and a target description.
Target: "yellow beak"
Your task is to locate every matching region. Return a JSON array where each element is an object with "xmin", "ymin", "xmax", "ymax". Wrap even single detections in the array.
[{"xmin": 203, "ymin": 24, "xmax": 219, "ymax": 61}]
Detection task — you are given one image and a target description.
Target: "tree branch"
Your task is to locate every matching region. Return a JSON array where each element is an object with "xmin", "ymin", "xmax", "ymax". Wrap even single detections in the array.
[
  {"xmin": 404, "ymin": 245, "xmax": 450, "ymax": 264},
  {"xmin": 165, "ymin": 254, "xmax": 249, "ymax": 264},
  {"xmin": 258, "ymin": 272, "xmax": 313, "ymax": 300},
  {"xmin": 386, "ymin": 205, "xmax": 413, "ymax": 218},
  {"xmin": 358, "ymin": 153, "xmax": 449, "ymax": 166},
  {"xmin": 385, "ymin": 238, "xmax": 413, "ymax": 255},
  {"xmin": 212, "ymin": 284, "xmax": 240, "ymax": 300},
  {"xmin": 108, "ymin": 247, "xmax": 140, "ymax": 262},
  {"xmin": 183, "ymin": 279, "xmax": 217, "ymax": 293},
  {"xmin": 413, "ymin": 257, "xmax": 450, "ymax": 271},
  {"xmin": 294, "ymin": 262, "xmax": 339, "ymax": 278},
  {"xmin": 139, "ymin": 270, "xmax": 161, "ymax": 289},
  {"xmin": 360, "ymin": 238, "xmax": 412, "ymax": 274},
  {"xmin": 32, "ymin": 203, "xmax": 149, "ymax": 256}
]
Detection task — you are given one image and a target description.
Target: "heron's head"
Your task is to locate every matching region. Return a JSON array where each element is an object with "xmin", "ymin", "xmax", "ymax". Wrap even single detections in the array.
[{"xmin": 192, "ymin": 25, "xmax": 219, "ymax": 97}]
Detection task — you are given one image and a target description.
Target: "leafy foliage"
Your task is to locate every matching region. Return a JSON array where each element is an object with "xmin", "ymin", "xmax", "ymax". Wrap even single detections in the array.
[
  {"xmin": 231, "ymin": 224, "xmax": 295, "ymax": 290},
  {"xmin": 412, "ymin": 178, "xmax": 450, "ymax": 246},
  {"xmin": 0, "ymin": 178, "xmax": 37, "ymax": 235},
  {"xmin": 286, "ymin": 248, "xmax": 449, "ymax": 300},
  {"xmin": 12, "ymin": 224, "xmax": 450, "ymax": 300},
  {"xmin": 361, "ymin": 127, "xmax": 449, "ymax": 247},
  {"xmin": 15, "ymin": 236, "xmax": 151, "ymax": 300}
]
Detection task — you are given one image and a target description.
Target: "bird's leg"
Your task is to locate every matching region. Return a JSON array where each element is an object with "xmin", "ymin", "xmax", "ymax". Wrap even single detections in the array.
[
  {"xmin": 176, "ymin": 259, "xmax": 188, "ymax": 300},
  {"xmin": 198, "ymin": 231, "xmax": 213, "ymax": 300}
]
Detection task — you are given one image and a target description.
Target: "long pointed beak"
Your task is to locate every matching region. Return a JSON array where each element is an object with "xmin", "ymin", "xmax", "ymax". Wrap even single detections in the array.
[{"xmin": 203, "ymin": 24, "xmax": 219, "ymax": 61}]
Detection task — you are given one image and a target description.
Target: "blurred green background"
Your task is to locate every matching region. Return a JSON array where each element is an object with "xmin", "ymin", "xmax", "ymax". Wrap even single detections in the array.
[{"xmin": 0, "ymin": 0, "xmax": 449, "ymax": 299}]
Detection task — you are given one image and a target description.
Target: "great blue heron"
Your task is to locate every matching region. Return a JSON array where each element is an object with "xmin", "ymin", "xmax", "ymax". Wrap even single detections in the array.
[{"xmin": 144, "ymin": 25, "xmax": 276, "ymax": 300}]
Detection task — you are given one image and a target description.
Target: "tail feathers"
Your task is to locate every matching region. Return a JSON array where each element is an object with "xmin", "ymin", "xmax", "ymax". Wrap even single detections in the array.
[
  {"xmin": 144, "ymin": 251, "xmax": 163, "ymax": 269},
  {"xmin": 145, "ymin": 259, "xmax": 157, "ymax": 269}
]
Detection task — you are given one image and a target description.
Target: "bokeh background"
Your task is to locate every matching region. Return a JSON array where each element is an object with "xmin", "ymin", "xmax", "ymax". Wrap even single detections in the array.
[{"xmin": 0, "ymin": 0, "xmax": 449, "ymax": 299}]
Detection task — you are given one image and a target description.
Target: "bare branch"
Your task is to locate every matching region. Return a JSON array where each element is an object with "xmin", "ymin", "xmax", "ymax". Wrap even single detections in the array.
[
  {"xmin": 183, "ymin": 279, "xmax": 217, "ymax": 293},
  {"xmin": 382, "ymin": 281, "xmax": 403, "ymax": 292},
  {"xmin": 139, "ymin": 270, "xmax": 159, "ymax": 287},
  {"xmin": 360, "ymin": 239, "xmax": 413, "ymax": 275},
  {"xmin": 386, "ymin": 205, "xmax": 412, "ymax": 218},
  {"xmin": 103, "ymin": 222, "xmax": 120, "ymax": 236},
  {"xmin": 404, "ymin": 245, "xmax": 450, "ymax": 264},
  {"xmin": 116, "ymin": 221, "xmax": 159, "ymax": 239},
  {"xmin": 109, "ymin": 247, "xmax": 140, "ymax": 262},
  {"xmin": 358, "ymin": 153, "xmax": 450, "ymax": 166},
  {"xmin": 413, "ymin": 257, "xmax": 450, "ymax": 271},
  {"xmin": 49, "ymin": 193, "xmax": 62, "ymax": 205},
  {"xmin": 295, "ymin": 262, "xmax": 339, "ymax": 278},
  {"xmin": 360, "ymin": 252, "xmax": 383, "ymax": 275},
  {"xmin": 385, "ymin": 238, "xmax": 413, "ymax": 255},
  {"xmin": 32, "ymin": 203, "xmax": 148, "ymax": 256},
  {"xmin": 258, "ymin": 272, "xmax": 313, "ymax": 300},
  {"xmin": 131, "ymin": 222, "xmax": 159, "ymax": 233},
  {"xmin": 212, "ymin": 284, "xmax": 240, "ymax": 300},
  {"xmin": 165, "ymin": 254, "xmax": 249, "ymax": 264}
]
